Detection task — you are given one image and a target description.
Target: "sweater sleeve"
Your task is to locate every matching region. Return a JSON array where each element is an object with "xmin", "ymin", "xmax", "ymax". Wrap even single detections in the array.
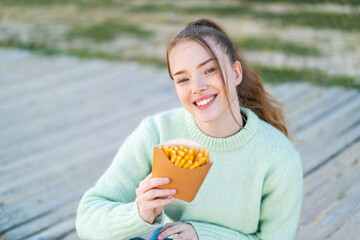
[
  {"xmin": 186, "ymin": 153, "xmax": 303, "ymax": 240},
  {"xmin": 76, "ymin": 118, "xmax": 165, "ymax": 240}
]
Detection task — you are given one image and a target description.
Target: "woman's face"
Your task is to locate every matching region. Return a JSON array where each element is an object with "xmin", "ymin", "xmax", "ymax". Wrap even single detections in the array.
[{"xmin": 169, "ymin": 39, "xmax": 242, "ymax": 126}]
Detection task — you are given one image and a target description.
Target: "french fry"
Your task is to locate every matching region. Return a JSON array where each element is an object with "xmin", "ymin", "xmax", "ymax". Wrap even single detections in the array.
[
  {"xmin": 188, "ymin": 148, "xmax": 194, "ymax": 158},
  {"xmin": 198, "ymin": 157, "xmax": 206, "ymax": 166},
  {"xmin": 171, "ymin": 154, "xmax": 177, "ymax": 164},
  {"xmin": 163, "ymin": 145, "xmax": 170, "ymax": 158},
  {"xmin": 179, "ymin": 155, "xmax": 189, "ymax": 167},
  {"xmin": 184, "ymin": 147, "xmax": 189, "ymax": 154},
  {"xmin": 194, "ymin": 153, "xmax": 203, "ymax": 163},
  {"xmin": 200, "ymin": 146, "xmax": 205, "ymax": 155},
  {"xmin": 204, "ymin": 151, "xmax": 209, "ymax": 163},
  {"xmin": 183, "ymin": 160, "xmax": 193, "ymax": 169},
  {"xmin": 175, "ymin": 156, "xmax": 182, "ymax": 166},
  {"xmin": 178, "ymin": 151, "xmax": 185, "ymax": 159},
  {"xmin": 160, "ymin": 144, "xmax": 210, "ymax": 169},
  {"xmin": 189, "ymin": 161, "xmax": 200, "ymax": 169}
]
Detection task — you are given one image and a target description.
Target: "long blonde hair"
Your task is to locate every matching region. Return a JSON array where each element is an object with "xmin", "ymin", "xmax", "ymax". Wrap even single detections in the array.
[{"xmin": 166, "ymin": 18, "xmax": 292, "ymax": 141}]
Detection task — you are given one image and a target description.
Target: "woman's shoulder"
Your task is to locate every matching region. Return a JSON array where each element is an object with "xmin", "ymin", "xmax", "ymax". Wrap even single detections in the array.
[
  {"xmin": 256, "ymin": 117, "xmax": 301, "ymax": 161},
  {"xmin": 254, "ymin": 119, "xmax": 302, "ymax": 180}
]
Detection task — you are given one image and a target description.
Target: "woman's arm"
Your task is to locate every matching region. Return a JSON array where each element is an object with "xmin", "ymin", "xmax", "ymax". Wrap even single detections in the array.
[
  {"xmin": 186, "ymin": 154, "xmax": 303, "ymax": 240},
  {"xmin": 75, "ymin": 118, "xmax": 164, "ymax": 240}
]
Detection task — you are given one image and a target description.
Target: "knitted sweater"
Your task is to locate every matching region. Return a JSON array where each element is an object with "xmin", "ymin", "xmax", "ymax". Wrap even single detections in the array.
[{"xmin": 76, "ymin": 107, "xmax": 303, "ymax": 240}]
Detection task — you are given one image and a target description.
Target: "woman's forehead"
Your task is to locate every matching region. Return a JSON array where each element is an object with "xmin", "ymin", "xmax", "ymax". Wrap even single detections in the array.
[{"xmin": 169, "ymin": 39, "xmax": 229, "ymax": 74}]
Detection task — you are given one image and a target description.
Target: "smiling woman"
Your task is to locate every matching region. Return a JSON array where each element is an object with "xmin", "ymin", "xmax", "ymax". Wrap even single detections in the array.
[
  {"xmin": 75, "ymin": 18, "xmax": 303, "ymax": 240},
  {"xmin": 168, "ymin": 41, "xmax": 243, "ymax": 138}
]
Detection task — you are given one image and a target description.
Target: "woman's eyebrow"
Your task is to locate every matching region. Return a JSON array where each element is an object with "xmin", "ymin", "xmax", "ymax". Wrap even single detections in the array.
[{"xmin": 173, "ymin": 57, "xmax": 216, "ymax": 77}]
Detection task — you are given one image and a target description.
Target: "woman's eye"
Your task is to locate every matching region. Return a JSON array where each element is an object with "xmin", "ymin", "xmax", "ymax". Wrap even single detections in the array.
[
  {"xmin": 206, "ymin": 67, "xmax": 216, "ymax": 74},
  {"xmin": 177, "ymin": 78, "xmax": 188, "ymax": 84}
]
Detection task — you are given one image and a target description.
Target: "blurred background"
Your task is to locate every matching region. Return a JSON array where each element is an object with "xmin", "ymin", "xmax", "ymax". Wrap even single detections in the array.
[
  {"xmin": 1, "ymin": 0, "xmax": 360, "ymax": 240},
  {"xmin": 1, "ymin": 0, "xmax": 359, "ymax": 87}
]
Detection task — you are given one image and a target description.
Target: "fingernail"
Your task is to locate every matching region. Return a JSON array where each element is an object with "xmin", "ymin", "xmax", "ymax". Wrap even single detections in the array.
[
  {"xmin": 158, "ymin": 235, "xmax": 163, "ymax": 240},
  {"xmin": 163, "ymin": 178, "xmax": 170, "ymax": 183},
  {"xmin": 170, "ymin": 189, "xmax": 176, "ymax": 194}
]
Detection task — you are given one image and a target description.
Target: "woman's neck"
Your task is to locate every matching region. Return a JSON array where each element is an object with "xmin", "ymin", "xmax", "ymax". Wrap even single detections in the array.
[{"xmin": 195, "ymin": 108, "xmax": 243, "ymax": 138}]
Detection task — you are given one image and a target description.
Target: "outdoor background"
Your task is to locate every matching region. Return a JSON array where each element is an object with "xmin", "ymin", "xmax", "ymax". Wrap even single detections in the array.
[
  {"xmin": 1, "ymin": 0, "xmax": 359, "ymax": 88},
  {"xmin": 1, "ymin": 0, "xmax": 360, "ymax": 239}
]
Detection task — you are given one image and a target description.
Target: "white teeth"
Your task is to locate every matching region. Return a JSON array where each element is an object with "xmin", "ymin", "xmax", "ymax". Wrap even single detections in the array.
[{"xmin": 196, "ymin": 96, "xmax": 215, "ymax": 106}]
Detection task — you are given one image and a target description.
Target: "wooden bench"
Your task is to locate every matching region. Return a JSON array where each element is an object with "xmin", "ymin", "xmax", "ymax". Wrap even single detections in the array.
[{"xmin": 0, "ymin": 48, "xmax": 359, "ymax": 239}]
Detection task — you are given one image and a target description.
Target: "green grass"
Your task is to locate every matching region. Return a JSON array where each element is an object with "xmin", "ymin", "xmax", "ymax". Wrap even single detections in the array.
[
  {"xmin": 129, "ymin": 4, "xmax": 250, "ymax": 16},
  {"xmin": 0, "ymin": 38, "xmax": 124, "ymax": 60},
  {"xmin": 252, "ymin": 11, "xmax": 360, "ymax": 31},
  {"xmin": 126, "ymin": 56, "xmax": 167, "ymax": 69},
  {"xmin": 130, "ymin": 4, "xmax": 360, "ymax": 31},
  {"xmin": 253, "ymin": 65, "xmax": 359, "ymax": 89},
  {"xmin": 244, "ymin": 0, "xmax": 360, "ymax": 5},
  {"xmin": 67, "ymin": 21, "xmax": 154, "ymax": 42},
  {"xmin": 336, "ymin": 172, "xmax": 343, "ymax": 178},
  {"xmin": 0, "ymin": 0, "xmax": 126, "ymax": 7},
  {"xmin": 337, "ymin": 192, "xmax": 346, "ymax": 200},
  {"xmin": 234, "ymin": 37, "xmax": 322, "ymax": 56}
]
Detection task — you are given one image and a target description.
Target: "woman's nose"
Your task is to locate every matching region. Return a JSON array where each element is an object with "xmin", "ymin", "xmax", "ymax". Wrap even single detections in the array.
[{"xmin": 192, "ymin": 75, "xmax": 208, "ymax": 94}]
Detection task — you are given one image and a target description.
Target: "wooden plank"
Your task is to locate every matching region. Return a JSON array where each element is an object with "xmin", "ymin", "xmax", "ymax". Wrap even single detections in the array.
[
  {"xmin": 0, "ymin": 142, "xmax": 120, "ymax": 232},
  {"xmin": 0, "ymin": 63, "xmax": 138, "ymax": 124},
  {"xmin": 3, "ymin": 200, "xmax": 77, "ymax": 240},
  {"xmin": 0, "ymin": 55, "xmax": 80, "ymax": 87},
  {"xmin": 271, "ymin": 82, "xmax": 313, "ymax": 105},
  {"xmin": 0, "ymin": 71, "xmax": 175, "ymax": 164},
  {"xmin": 0, "ymin": 91, "xmax": 179, "ymax": 194},
  {"xmin": 299, "ymin": 140, "xmax": 360, "ymax": 228},
  {"xmin": 0, "ymin": 98, "xmax": 180, "ymax": 234},
  {"xmin": 289, "ymin": 88, "xmax": 358, "ymax": 132},
  {"xmin": 0, "ymin": 60, "xmax": 110, "ymax": 101},
  {"xmin": 295, "ymin": 93, "xmax": 360, "ymax": 149},
  {"xmin": 278, "ymin": 82, "xmax": 314, "ymax": 105},
  {"xmin": 301, "ymin": 123, "xmax": 360, "ymax": 175},
  {"xmin": 327, "ymin": 209, "xmax": 360, "ymax": 240},
  {"xmin": 0, "ymin": 82, "xmax": 177, "ymax": 181},
  {"xmin": 0, "ymin": 52, "xmax": 38, "ymax": 75},
  {"xmin": 298, "ymin": 181, "xmax": 360, "ymax": 239},
  {"xmin": 60, "ymin": 230, "xmax": 80, "ymax": 240},
  {"xmin": 26, "ymin": 217, "xmax": 77, "ymax": 240},
  {"xmin": 297, "ymin": 97, "xmax": 360, "ymax": 156},
  {"xmin": 266, "ymin": 82, "xmax": 296, "ymax": 100},
  {"xmin": 0, "ymin": 63, "xmax": 138, "ymax": 134},
  {"xmin": 0, "ymin": 48, "xmax": 31, "ymax": 64},
  {"xmin": 284, "ymin": 86, "xmax": 330, "ymax": 119}
]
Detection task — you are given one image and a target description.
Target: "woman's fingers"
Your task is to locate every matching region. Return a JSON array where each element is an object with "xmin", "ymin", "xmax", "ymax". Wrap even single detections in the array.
[
  {"xmin": 158, "ymin": 223, "xmax": 187, "ymax": 239},
  {"xmin": 144, "ymin": 188, "xmax": 176, "ymax": 201},
  {"xmin": 158, "ymin": 223, "xmax": 177, "ymax": 234},
  {"xmin": 142, "ymin": 197, "xmax": 176, "ymax": 211},
  {"xmin": 139, "ymin": 177, "xmax": 170, "ymax": 192}
]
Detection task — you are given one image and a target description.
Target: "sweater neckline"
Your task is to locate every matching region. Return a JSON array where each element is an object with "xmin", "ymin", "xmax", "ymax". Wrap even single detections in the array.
[{"xmin": 184, "ymin": 107, "xmax": 259, "ymax": 152}]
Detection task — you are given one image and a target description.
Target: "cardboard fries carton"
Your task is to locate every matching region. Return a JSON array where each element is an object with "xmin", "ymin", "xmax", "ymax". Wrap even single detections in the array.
[{"xmin": 152, "ymin": 138, "xmax": 213, "ymax": 202}]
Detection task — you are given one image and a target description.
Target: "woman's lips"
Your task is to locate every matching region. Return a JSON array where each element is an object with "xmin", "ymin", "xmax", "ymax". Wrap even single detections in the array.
[{"xmin": 193, "ymin": 94, "xmax": 217, "ymax": 110}]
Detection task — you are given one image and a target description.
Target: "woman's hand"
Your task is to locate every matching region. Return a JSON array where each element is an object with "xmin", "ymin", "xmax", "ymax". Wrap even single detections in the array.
[
  {"xmin": 136, "ymin": 172, "xmax": 177, "ymax": 224},
  {"xmin": 158, "ymin": 222, "xmax": 199, "ymax": 240}
]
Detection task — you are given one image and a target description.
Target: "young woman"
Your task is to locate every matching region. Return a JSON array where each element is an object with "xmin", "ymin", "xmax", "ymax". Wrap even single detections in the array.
[{"xmin": 76, "ymin": 18, "xmax": 303, "ymax": 240}]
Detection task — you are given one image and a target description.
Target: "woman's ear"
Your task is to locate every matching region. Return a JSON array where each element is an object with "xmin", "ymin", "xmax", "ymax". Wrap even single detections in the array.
[{"xmin": 233, "ymin": 61, "xmax": 243, "ymax": 86}]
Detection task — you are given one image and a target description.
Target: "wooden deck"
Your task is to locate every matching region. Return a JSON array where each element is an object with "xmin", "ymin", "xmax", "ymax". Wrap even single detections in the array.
[{"xmin": 0, "ymin": 48, "xmax": 359, "ymax": 240}]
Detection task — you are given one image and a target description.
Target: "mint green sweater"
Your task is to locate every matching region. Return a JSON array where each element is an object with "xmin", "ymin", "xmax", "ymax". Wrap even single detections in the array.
[{"xmin": 76, "ymin": 107, "xmax": 303, "ymax": 240}]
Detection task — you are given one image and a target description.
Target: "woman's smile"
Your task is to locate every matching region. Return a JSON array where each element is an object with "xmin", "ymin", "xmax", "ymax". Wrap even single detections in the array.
[{"xmin": 193, "ymin": 94, "xmax": 218, "ymax": 110}]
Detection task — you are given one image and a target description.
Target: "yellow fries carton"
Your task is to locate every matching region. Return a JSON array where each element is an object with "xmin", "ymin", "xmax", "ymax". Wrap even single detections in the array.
[{"xmin": 152, "ymin": 138, "xmax": 213, "ymax": 202}]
